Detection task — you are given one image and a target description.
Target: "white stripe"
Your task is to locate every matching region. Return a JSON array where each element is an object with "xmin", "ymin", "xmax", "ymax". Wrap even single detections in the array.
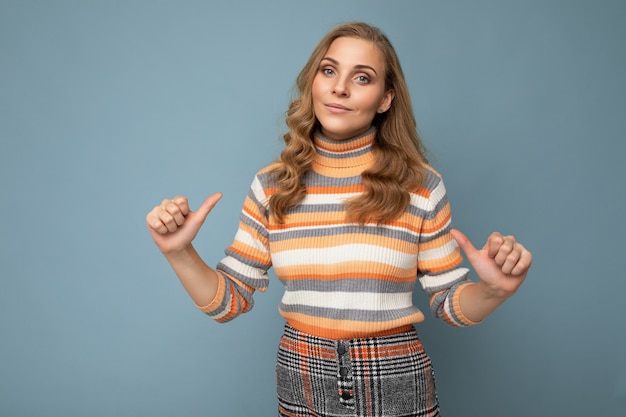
[
  {"xmin": 429, "ymin": 179, "xmax": 447, "ymax": 207},
  {"xmin": 417, "ymin": 240, "xmax": 458, "ymax": 261},
  {"xmin": 233, "ymin": 228, "xmax": 269, "ymax": 253},
  {"xmin": 443, "ymin": 297, "xmax": 462, "ymax": 326},
  {"xmin": 409, "ymin": 192, "xmax": 431, "ymax": 209},
  {"xmin": 301, "ymin": 192, "xmax": 360, "ymax": 205},
  {"xmin": 408, "ymin": 180, "xmax": 446, "ymax": 209},
  {"xmin": 281, "ymin": 290, "xmax": 414, "ymax": 311},
  {"xmin": 419, "ymin": 268, "xmax": 469, "ymax": 290},
  {"xmin": 211, "ymin": 298, "xmax": 232, "ymax": 320},
  {"xmin": 270, "ymin": 221, "xmax": 419, "ymax": 238},
  {"xmin": 251, "ymin": 176, "xmax": 270, "ymax": 207},
  {"xmin": 271, "ymin": 244, "xmax": 416, "ymax": 269},
  {"xmin": 220, "ymin": 256, "xmax": 268, "ymax": 282}
]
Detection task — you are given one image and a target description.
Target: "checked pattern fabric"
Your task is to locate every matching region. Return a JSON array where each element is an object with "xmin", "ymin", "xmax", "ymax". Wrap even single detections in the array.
[{"xmin": 276, "ymin": 324, "xmax": 441, "ymax": 417}]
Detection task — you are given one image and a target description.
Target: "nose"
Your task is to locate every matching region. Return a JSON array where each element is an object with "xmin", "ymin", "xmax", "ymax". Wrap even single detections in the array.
[{"xmin": 332, "ymin": 77, "xmax": 349, "ymax": 97}]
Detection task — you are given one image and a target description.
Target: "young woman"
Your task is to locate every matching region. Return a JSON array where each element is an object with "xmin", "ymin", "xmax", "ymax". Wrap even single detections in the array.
[{"xmin": 146, "ymin": 22, "xmax": 532, "ymax": 417}]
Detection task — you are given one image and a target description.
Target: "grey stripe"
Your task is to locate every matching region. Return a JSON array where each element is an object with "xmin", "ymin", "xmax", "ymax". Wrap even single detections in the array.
[
  {"xmin": 429, "ymin": 280, "xmax": 470, "ymax": 321},
  {"xmin": 278, "ymin": 278, "xmax": 416, "ymax": 293},
  {"xmin": 279, "ymin": 303, "xmax": 421, "ymax": 322},
  {"xmin": 418, "ymin": 272, "xmax": 469, "ymax": 293},
  {"xmin": 316, "ymin": 145, "xmax": 372, "ymax": 160},
  {"xmin": 239, "ymin": 209, "xmax": 269, "ymax": 239},
  {"xmin": 421, "ymin": 169, "xmax": 443, "ymax": 191},
  {"xmin": 304, "ymin": 170, "xmax": 363, "ymax": 185},
  {"xmin": 204, "ymin": 280, "xmax": 250, "ymax": 321},
  {"xmin": 284, "ymin": 203, "xmax": 347, "ymax": 213},
  {"xmin": 217, "ymin": 259, "xmax": 270, "ymax": 288},
  {"xmin": 314, "ymin": 125, "xmax": 376, "ymax": 145},
  {"xmin": 270, "ymin": 223, "xmax": 419, "ymax": 244}
]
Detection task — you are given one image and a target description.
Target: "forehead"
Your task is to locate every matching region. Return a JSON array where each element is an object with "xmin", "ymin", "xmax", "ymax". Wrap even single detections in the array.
[{"xmin": 324, "ymin": 37, "xmax": 385, "ymax": 71}]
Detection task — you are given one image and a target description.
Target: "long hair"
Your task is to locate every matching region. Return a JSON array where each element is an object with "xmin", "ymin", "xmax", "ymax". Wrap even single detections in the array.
[{"xmin": 269, "ymin": 22, "xmax": 428, "ymax": 224}]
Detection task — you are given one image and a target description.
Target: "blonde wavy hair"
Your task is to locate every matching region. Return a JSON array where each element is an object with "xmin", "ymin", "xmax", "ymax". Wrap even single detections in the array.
[{"xmin": 270, "ymin": 22, "xmax": 428, "ymax": 224}]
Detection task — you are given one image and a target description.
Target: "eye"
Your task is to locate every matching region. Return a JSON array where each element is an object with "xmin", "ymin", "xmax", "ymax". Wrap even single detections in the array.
[
  {"xmin": 356, "ymin": 75, "xmax": 370, "ymax": 84},
  {"xmin": 321, "ymin": 67, "xmax": 335, "ymax": 76}
]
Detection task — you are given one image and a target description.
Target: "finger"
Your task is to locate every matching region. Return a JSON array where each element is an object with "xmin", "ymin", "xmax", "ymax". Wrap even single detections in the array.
[
  {"xmin": 157, "ymin": 207, "xmax": 180, "ymax": 233},
  {"xmin": 171, "ymin": 195, "xmax": 190, "ymax": 216},
  {"xmin": 486, "ymin": 232, "xmax": 505, "ymax": 258},
  {"xmin": 146, "ymin": 210, "xmax": 169, "ymax": 234},
  {"xmin": 510, "ymin": 245, "xmax": 533, "ymax": 276},
  {"xmin": 500, "ymin": 246, "xmax": 522, "ymax": 275},
  {"xmin": 493, "ymin": 236, "xmax": 516, "ymax": 266},
  {"xmin": 450, "ymin": 228, "xmax": 479, "ymax": 262},
  {"xmin": 193, "ymin": 192, "xmax": 223, "ymax": 224},
  {"xmin": 162, "ymin": 200, "xmax": 186, "ymax": 227}
]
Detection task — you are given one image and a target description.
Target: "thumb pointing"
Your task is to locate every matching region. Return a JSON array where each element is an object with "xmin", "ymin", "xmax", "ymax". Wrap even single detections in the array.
[
  {"xmin": 450, "ymin": 228, "xmax": 479, "ymax": 262},
  {"xmin": 193, "ymin": 192, "xmax": 223, "ymax": 224}
]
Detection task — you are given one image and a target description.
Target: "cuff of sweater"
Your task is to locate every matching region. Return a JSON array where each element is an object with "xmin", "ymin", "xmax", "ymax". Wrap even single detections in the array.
[
  {"xmin": 196, "ymin": 271, "xmax": 226, "ymax": 314},
  {"xmin": 452, "ymin": 282, "xmax": 482, "ymax": 326}
]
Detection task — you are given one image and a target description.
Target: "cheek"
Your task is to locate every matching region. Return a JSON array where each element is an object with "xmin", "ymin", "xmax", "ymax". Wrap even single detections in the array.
[
  {"xmin": 359, "ymin": 94, "xmax": 383, "ymax": 114},
  {"xmin": 311, "ymin": 77, "xmax": 324, "ymax": 101},
  {"xmin": 355, "ymin": 88, "xmax": 386, "ymax": 111}
]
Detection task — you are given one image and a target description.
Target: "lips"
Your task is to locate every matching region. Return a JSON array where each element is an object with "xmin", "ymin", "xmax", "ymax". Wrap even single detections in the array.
[{"xmin": 325, "ymin": 103, "xmax": 351, "ymax": 113}]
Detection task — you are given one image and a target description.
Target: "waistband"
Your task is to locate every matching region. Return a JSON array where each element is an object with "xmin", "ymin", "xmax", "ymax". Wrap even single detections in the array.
[{"xmin": 282, "ymin": 322, "xmax": 418, "ymax": 345}]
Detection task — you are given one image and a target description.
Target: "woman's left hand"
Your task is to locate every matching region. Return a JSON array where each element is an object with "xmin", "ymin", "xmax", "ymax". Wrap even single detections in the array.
[{"xmin": 451, "ymin": 229, "xmax": 533, "ymax": 298}]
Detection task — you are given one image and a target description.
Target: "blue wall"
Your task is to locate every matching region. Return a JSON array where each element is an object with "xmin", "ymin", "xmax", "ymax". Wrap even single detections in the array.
[{"xmin": 1, "ymin": 1, "xmax": 625, "ymax": 415}]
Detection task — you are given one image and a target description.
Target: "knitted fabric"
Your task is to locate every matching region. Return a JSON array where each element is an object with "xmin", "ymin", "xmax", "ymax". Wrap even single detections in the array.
[{"xmin": 199, "ymin": 127, "xmax": 478, "ymax": 339}]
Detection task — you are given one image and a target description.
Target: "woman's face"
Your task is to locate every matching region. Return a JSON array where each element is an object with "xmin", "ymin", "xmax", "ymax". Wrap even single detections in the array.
[{"xmin": 312, "ymin": 37, "xmax": 394, "ymax": 141}]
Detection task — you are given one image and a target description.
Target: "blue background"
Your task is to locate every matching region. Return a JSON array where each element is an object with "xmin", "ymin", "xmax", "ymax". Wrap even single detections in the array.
[{"xmin": 1, "ymin": 1, "xmax": 625, "ymax": 416}]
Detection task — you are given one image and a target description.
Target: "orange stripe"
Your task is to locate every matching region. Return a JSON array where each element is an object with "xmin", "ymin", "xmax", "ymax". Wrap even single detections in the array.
[
  {"xmin": 197, "ymin": 272, "xmax": 227, "ymax": 314},
  {"xmin": 266, "ymin": 205, "xmax": 427, "ymax": 234},
  {"xmin": 419, "ymin": 255, "xmax": 463, "ymax": 273},
  {"xmin": 451, "ymin": 282, "xmax": 480, "ymax": 326},
  {"xmin": 228, "ymin": 245, "xmax": 269, "ymax": 265},
  {"xmin": 414, "ymin": 187, "xmax": 431, "ymax": 198},
  {"xmin": 282, "ymin": 312, "xmax": 424, "ymax": 340},
  {"xmin": 237, "ymin": 222, "xmax": 269, "ymax": 245},
  {"xmin": 242, "ymin": 200, "xmax": 267, "ymax": 224},
  {"xmin": 306, "ymin": 184, "xmax": 365, "ymax": 194},
  {"xmin": 270, "ymin": 233, "xmax": 419, "ymax": 252},
  {"xmin": 315, "ymin": 140, "xmax": 370, "ymax": 153},
  {"xmin": 420, "ymin": 211, "xmax": 452, "ymax": 234},
  {"xmin": 274, "ymin": 267, "xmax": 416, "ymax": 282},
  {"xmin": 214, "ymin": 287, "xmax": 241, "ymax": 323},
  {"xmin": 275, "ymin": 272, "xmax": 416, "ymax": 282}
]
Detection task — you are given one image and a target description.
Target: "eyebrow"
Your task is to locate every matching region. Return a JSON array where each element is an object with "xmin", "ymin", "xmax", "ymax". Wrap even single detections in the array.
[{"xmin": 321, "ymin": 57, "xmax": 378, "ymax": 75}]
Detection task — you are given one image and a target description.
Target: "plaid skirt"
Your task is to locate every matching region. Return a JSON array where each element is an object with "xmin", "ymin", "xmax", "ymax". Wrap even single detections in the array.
[{"xmin": 276, "ymin": 324, "xmax": 440, "ymax": 417}]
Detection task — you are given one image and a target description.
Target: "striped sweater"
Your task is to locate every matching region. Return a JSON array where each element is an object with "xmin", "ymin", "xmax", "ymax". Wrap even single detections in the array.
[{"xmin": 199, "ymin": 128, "xmax": 478, "ymax": 339}]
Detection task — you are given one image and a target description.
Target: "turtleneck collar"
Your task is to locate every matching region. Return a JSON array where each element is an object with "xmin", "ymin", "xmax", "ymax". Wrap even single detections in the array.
[{"xmin": 312, "ymin": 126, "xmax": 377, "ymax": 178}]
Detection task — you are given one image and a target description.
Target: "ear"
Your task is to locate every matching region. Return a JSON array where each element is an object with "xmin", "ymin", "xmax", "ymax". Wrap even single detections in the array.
[{"xmin": 377, "ymin": 89, "xmax": 395, "ymax": 113}]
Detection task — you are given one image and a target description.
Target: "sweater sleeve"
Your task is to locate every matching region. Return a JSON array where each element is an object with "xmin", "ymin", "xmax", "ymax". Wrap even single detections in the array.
[
  {"xmin": 197, "ymin": 175, "xmax": 272, "ymax": 322},
  {"xmin": 416, "ymin": 172, "xmax": 480, "ymax": 327}
]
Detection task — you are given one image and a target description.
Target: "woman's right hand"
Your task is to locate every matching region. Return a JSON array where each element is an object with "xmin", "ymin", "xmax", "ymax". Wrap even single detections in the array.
[{"xmin": 146, "ymin": 193, "xmax": 223, "ymax": 254}]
